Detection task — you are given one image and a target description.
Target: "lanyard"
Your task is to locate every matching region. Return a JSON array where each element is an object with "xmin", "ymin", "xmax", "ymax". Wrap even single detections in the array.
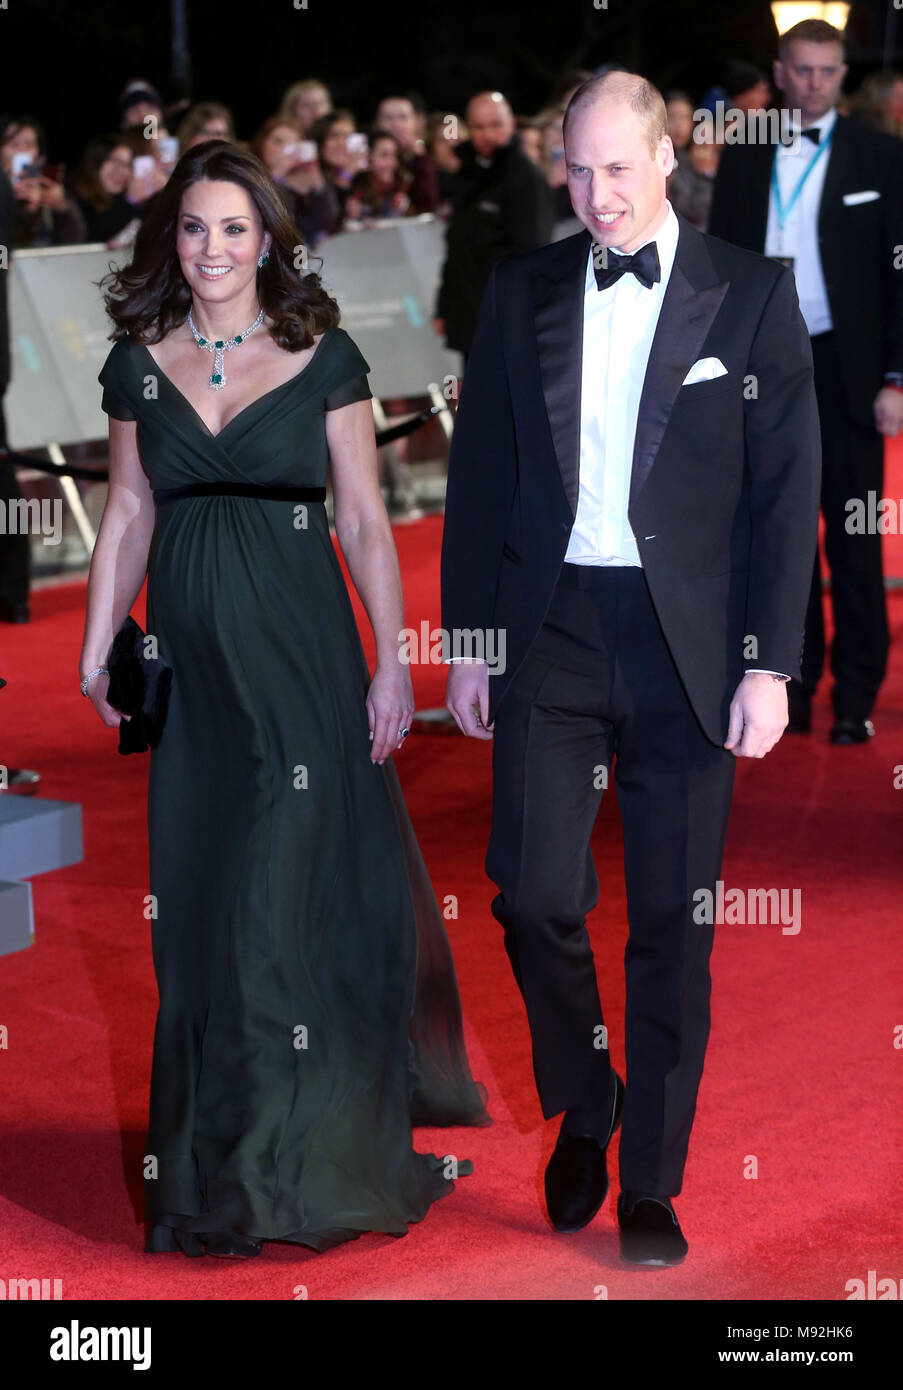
[{"xmin": 771, "ymin": 125, "xmax": 834, "ymax": 231}]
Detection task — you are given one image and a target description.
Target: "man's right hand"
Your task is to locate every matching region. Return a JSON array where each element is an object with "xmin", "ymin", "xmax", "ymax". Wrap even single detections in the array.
[{"xmin": 445, "ymin": 660, "xmax": 494, "ymax": 739}]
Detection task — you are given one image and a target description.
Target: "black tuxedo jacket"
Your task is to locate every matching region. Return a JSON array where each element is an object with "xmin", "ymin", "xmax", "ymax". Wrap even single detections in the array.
[
  {"xmin": 440, "ymin": 214, "xmax": 821, "ymax": 747},
  {"xmin": 708, "ymin": 114, "xmax": 903, "ymax": 428}
]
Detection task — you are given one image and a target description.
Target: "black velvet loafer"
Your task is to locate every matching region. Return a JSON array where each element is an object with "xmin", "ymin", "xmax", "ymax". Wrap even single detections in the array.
[
  {"xmin": 617, "ymin": 1191, "xmax": 688, "ymax": 1266},
  {"xmin": 545, "ymin": 1071, "xmax": 625, "ymax": 1233}
]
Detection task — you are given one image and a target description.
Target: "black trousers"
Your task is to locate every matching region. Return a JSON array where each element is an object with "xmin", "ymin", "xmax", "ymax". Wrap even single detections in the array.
[
  {"xmin": 0, "ymin": 387, "xmax": 31, "ymax": 608},
  {"xmin": 486, "ymin": 564, "xmax": 736, "ymax": 1196},
  {"xmin": 798, "ymin": 332, "xmax": 887, "ymax": 719}
]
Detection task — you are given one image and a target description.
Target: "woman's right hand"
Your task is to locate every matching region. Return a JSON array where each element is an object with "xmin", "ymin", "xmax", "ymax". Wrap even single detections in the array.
[{"xmin": 83, "ymin": 671, "xmax": 130, "ymax": 729}]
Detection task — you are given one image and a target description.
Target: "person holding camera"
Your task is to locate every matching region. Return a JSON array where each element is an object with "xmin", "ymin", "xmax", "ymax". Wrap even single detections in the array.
[
  {"xmin": 251, "ymin": 114, "xmax": 340, "ymax": 248},
  {"xmin": 0, "ymin": 115, "xmax": 85, "ymax": 248}
]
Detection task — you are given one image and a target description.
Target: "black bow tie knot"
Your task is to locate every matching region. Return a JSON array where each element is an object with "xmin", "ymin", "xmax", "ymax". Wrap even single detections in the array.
[{"xmin": 593, "ymin": 239, "xmax": 661, "ymax": 292}]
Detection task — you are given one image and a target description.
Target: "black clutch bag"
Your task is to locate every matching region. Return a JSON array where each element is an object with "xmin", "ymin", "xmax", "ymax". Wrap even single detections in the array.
[{"xmin": 106, "ymin": 615, "xmax": 173, "ymax": 755}]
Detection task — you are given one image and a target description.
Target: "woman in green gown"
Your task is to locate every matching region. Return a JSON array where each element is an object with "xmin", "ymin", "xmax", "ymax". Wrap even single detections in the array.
[{"xmin": 80, "ymin": 140, "xmax": 488, "ymax": 1259}]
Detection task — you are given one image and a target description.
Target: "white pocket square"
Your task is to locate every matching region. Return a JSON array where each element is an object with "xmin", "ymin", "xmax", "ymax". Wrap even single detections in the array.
[
  {"xmin": 682, "ymin": 357, "xmax": 728, "ymax": 386},
  {"xmin": 843, "ymin": 190, "xmax": 881, "ymax": 206}
]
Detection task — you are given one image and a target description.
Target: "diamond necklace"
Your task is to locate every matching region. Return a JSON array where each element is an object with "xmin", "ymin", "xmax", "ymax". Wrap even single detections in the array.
[{"xmin": 187, "ymin": 306, "xmax": 265, "ymax": 390}]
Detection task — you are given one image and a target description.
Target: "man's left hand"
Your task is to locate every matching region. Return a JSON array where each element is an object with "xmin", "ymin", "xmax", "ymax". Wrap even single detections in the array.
[
  {"xmin": 724, "ymin": 672, "xmax": 788, "ymax": 758},
  {"xmin": 874, "ymin": 386, "xmax": 903, "ymax": 437}
]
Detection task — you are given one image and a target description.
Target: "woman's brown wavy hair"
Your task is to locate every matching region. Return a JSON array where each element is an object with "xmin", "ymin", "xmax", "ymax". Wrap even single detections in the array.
[{"xmin": 98, "ymin": 139, "xmax": 340, "ymax": 348}]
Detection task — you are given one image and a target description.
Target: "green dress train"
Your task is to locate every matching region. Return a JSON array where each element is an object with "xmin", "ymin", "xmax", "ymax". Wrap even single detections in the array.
[{"xmin": 97, "ymin": 325, "xmax": 489, "ymax": 1253}]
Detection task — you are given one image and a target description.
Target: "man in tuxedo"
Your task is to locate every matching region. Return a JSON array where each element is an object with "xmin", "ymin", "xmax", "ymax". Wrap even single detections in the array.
[
  {"xmin": 709, "ymin": 18, "xmax": 903, "ymax": 743},
  {"xmin": 441, "ymin": 71, "xmax": 820, "ymax": 1265}
]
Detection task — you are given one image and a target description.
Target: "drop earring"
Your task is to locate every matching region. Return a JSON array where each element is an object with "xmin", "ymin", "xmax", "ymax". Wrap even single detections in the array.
[{"xmin": 257, "ymin": 250, "xmax": 270, "ymax": 267}]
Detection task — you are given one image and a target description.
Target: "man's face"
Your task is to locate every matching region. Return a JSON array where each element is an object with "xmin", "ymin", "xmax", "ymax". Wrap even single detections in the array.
[
  {"xmin": 376, "ymin": 99, "xmax": 417, "ymax": 149},
  {"xmin": 466, "ymin": 98, "xmax": 514, "ymax": 158},
  {"xmin": 565, "ymin": 99, "xmax": 672, "ymax": 253},
  {"xmin": 773, "ymin": 39, "xmax": 846, "ymax": 124}
]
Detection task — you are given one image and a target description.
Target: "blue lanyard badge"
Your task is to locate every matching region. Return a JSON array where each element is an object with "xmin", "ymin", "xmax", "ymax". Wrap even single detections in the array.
[{"xmin": 771, "ymin": 126, "xmax": 834, "ymax": 231}]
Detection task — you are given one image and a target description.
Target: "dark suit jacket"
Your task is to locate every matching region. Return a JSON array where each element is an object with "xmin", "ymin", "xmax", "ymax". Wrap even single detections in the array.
[
  {"xmin": 440, "ymin": 215, "xmax": 821, "ymax": 747},
  {"xmin": 436, "ymin": 133, "xmax": 556, "ymax": 355},
  {"xmin": 708, "ymin": 113, "xmax": 903, "ymax": 428}
]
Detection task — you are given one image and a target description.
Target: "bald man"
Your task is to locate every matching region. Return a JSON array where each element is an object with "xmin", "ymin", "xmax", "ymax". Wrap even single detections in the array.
[
  {"xmin": 434, "ymin": 91, "xmax": 555, "ymax": 361},
  {"xmin": 441, "ymin": 73, "xmax": 820, "ymax": 1264}
]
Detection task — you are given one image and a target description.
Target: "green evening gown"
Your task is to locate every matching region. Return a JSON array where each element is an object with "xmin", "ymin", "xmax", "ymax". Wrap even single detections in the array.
[{"xmin": 97, "ymin": 325, "xmax": 489, "ymax": 1253}]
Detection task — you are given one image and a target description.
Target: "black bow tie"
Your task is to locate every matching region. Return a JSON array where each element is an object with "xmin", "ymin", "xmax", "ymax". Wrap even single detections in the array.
[
  {"xmin": 796, "ymin": 126, "xmax": 821, "ymax": 144},
  {"xmin": 593, "ymin": 239, "xmax": 661, "ymax": 292}
]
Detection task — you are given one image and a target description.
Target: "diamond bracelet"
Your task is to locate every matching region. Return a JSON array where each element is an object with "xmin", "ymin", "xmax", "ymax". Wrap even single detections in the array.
[{"xmin": 80, "ymin": 666, "xmax": 109, "ymax": 697}]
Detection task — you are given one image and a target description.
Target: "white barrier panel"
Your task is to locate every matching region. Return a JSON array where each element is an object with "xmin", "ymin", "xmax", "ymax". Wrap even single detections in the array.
[
  {"xmin": 317, "ymin": 216, "xmax": 461, "ymax": 397},
  {"xmin": 7, "ymin": 245, "xmax": 128, "ymax": 449},
  {"xmin": 6, "ymin": 219, "xmax": 461, "ymax": 451}
]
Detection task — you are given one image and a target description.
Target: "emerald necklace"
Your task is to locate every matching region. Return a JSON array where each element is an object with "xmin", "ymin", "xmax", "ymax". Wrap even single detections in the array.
[{"xmin": 187, "ymin": 306, "xmax": 265, "ymax": 390}]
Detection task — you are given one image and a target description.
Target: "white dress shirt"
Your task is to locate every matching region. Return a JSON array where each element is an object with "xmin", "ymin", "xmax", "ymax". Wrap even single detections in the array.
[
  {"xmin": 564, "ymin": 201, "xmax": 680, "ymax": 568},
  {"xmin": 764, "ymin": 106, "xmax": 836, "ymax": 337}
]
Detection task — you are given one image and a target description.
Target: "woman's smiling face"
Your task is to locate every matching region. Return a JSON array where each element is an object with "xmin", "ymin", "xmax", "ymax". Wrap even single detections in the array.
[{"xmin": 176, "ymin": 179, "xmax": 270, "ymax": 300}]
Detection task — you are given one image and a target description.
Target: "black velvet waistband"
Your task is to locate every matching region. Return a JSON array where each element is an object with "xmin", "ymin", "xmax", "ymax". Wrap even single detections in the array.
[{"xmin": 154, "ymin": 483, "xmax": 327, "ymax": 504}]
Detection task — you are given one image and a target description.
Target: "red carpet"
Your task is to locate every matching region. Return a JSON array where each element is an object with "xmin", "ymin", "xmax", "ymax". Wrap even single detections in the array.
[{"xmin": 2, "ymin": 445, "xmax": 902, "ymax": 1300}]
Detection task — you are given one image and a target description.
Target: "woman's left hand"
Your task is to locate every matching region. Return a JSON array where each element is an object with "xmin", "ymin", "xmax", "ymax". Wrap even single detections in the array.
[{"xmin": 366, "ymin": 663, "xmax": 414, "ymax": 764}]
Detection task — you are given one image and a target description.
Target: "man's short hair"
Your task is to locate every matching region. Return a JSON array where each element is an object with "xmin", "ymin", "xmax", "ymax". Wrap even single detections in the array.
[
  {"xmin": 562, "ymin": 71, "xmax": 667, "ymax": 157},
  {"xmin": 778, "ymin": 18, "xmax": 846, "ymax": 63}
]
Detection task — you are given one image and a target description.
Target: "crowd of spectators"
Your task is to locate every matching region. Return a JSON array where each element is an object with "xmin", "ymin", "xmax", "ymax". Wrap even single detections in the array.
[
  {"xmin": 1, "ymin": 59, "xmax": 900, "ymax": 256},
  {"xmin": 1, "ymin": 43, "xmax": 901, "ymax": 631}
]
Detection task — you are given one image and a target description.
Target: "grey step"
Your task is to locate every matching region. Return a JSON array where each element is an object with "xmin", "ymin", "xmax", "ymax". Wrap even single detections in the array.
[
  {"xmin": 0, "ymin": 797, "xmax": 83, "ymax": 881},
  {"xmin": 0, "ymin": 878, "xmax": 34, "ymax": 957}
]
